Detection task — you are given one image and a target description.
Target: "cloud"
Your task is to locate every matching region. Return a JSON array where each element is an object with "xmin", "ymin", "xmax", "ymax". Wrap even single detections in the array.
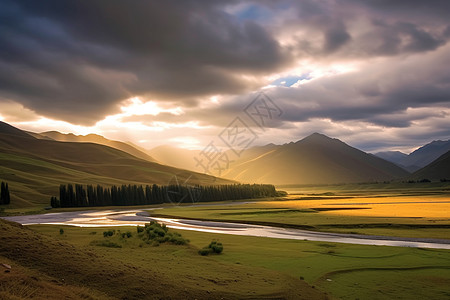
[
  {"xmin": 1, "ymin": 0, "xmax": 450, "ymax": 153},
  {"xmin": 0, "ymin": 0, "xmax": 287, "ymax": 125}
]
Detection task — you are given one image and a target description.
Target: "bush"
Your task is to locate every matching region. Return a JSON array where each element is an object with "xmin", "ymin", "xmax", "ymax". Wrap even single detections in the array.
[
  {"xmin": 121, "ymin": 231, "xmax": 132, "ymax": 239},
  {"xmin": 93, "ymin": 241, "xmax": 122, "ymax": 248},
  {"xmin": 198, "ymin": 248, "xmax": 211, "ymax": 256},
  {"xmin": 103, "ymin": 230, "xmax": 115, "ymax": 237},
  {"xmin": 59, "ymin": 228, "xmax": 64, "ymax": 235},
  {"xmin": 137, "ymin": 225, "xmax": 144, "ymax": 233},
  {"xmin": 140, "ymin": 221, "xmax": 188, "ymax": 245},
  {"xmin": 209, "ymin": 241, "xmax": 223, "ymax": 254},
  {"xmin": 199, "ymin": 240, "xmax": 223, "ymax": 256}
]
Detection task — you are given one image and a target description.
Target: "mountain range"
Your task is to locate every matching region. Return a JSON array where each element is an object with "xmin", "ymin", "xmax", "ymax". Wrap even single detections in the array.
[
  {"xmin": 148, "ymin": 135, "xmax": 450, "ymax": 185},
  {"xmin": 30, "ymin": 131, "xmax": 156, "ymax": 162},
  {"xmin": 375, "ymin": 140, "xmax": 450, "ymax": 172},
  {"xmin": 1, "ymin": 120, "xmax": 449, "ymax": 208},
  {"xmin": 220, "ymin": 133, "xmax": 409, "ymax": 185},
  {"xmin": 409, "ymin": 150, "xmax": 450, "ymax": 181},
  {"xmin": 0, "ymin": 121, "xmax": 226, "ymax": 208}
]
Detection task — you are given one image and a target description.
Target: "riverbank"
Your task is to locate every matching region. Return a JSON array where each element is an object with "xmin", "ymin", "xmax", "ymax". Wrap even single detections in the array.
[{"xmin": 3, "ymin": 209, "xmax": 450, "ymax": 249}]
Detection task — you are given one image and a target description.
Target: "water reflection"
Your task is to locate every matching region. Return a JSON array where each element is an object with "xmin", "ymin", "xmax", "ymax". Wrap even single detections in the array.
[{"xmin": 3, "ymin": 209, "xmax": 450, "ymax": 250}]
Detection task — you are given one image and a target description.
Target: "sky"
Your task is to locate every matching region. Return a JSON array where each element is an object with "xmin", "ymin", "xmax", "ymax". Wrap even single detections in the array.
[{"xmin": 1, "ymin": 0, "xmax": 450, "ymax": 154}]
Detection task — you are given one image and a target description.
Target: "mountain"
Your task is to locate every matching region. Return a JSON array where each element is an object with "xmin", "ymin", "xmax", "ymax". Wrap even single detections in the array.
[
  {"xmin": 410, "ymin": 150, "xmax": 450, "ymax": 181},
  {"xmin": 39, "ymin": 131, "xmax": 156, "ymax": 162},
  {"xmin": 0, "ymin": 122, "xmax": 229, "ymax": 208},
  {"xmin": 0, "ymin": 121, "xmax": 34, "ymax": 138},
  {"xmin": 374, "ymin": 151, "xmax": 408, "ymax": 164},
  {"xmin": 375, "ymin": 140, "xmax": 450, "ymax": 172},
  {"xmin": 221, "ymin": 133, "xmax": 410, "ymax": 185},
  {"xmin": 403, "ymin": 140, "xmax": 450, "ymax": 171}
]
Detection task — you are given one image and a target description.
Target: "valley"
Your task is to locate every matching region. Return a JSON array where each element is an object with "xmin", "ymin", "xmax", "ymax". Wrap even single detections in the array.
[
  {"xmin": 1, "ymin": 121, "xmax": 450, "ymax": 299},
  {"xmin": 2, "ymin": 2, "xmax": 450, "ymax": 299}
]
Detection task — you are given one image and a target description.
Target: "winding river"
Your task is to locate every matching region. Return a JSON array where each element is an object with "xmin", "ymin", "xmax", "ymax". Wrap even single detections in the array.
[{"xmin": 3, "ymin": 209, "xmax": 450, "ymax": 250}]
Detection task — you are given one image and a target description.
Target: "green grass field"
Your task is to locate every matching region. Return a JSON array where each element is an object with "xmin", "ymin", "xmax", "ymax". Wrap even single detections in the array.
[
  {"xmin": 2, "ymin": 183, "xmax": 450, "ymax": 299},
  {"xmin": 26, "ymin": 223, "xmax": 450, "ymax": 300}
]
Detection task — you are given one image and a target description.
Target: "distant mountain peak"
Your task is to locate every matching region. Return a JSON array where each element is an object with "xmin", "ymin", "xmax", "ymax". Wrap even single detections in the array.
[{"xmin": 298, "ymin": 132, "xmax": 336, "ymax": 143}]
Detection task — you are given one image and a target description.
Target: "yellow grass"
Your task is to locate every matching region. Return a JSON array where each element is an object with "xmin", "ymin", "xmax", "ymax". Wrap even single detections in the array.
[{"xmin": 265, "ymin": 195, "xmax": 450, "ymax": 218}]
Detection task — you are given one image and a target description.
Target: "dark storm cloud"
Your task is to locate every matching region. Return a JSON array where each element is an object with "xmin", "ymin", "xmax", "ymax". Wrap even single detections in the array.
[
  {"xmin": 0, "ymin": 0, "xmax": 287, "ymax": 124},
  {"xmin": 146, "ymin": 42, "xmax": 450, "ymax": 131},
  {"xmin": 271, "ymin": 44, "xmax": 450, "ymax": 128},
  {"xmin": 323, "ymin": 23, "xmax": 351, "ymax": 54},
  {"xmin": 1, "ymin": 0, "xmax": 450, "ymax": 128},
  {"xmin": 282, "ymin": 0, "xmax": 448, "ymax": 59},
  {"xmin": 349, "ymin": 0, "xmax": 450, "ymax": 20}
]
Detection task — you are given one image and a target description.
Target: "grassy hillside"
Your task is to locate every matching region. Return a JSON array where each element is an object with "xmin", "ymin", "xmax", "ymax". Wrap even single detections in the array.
[
  {"xmin": 0, "ymin": 219, "xmax": 326, "ymax": 299},
  {"xmin": 0, "ymin": 122, "xmax": 229, "ymax": 209},
  {"xmin": 222, "ymin": 133, "xmax": 410, "ymax": 185},
  {"xmin": 39, "ymin": 130, "xmax": 156, "ymax": 162}
]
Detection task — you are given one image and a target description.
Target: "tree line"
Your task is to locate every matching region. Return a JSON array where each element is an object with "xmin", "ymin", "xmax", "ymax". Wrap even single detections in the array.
[
  {"xmin": 0, "ymin": 181, "xmax": 11, "ymax": 205},
  {"xmin": 51, "ymin": 183, "xmax": 278, "ymax": 208}
]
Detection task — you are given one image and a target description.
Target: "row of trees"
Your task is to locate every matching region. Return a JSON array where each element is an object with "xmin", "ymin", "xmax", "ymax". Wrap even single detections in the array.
[
  {"xmin": 52, "ymin": 183, "xmax": 278, "ymax": 208},
  {"xmin": 0, "ymin": 181, "xmax": 10, "ymax": 205}
]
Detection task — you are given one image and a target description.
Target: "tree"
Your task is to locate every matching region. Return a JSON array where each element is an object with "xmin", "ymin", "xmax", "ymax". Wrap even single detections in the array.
[
  {"xmin": 1, "ymin": 181, "xmax": 10, "ymax": 205},
  {"xmin": 50, "ymin": 196, "xmax": 60, "ymax": 208},
  {"xmin": 0, "ymin": 182, "xmax": 4, "ymax": 205}
]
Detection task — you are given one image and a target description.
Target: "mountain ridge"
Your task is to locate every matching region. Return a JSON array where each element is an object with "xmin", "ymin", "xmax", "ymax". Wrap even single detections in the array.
[
  {"xmin": 39, "ymin": 130, "xmax": 156, "ymax": 162},
  {"xmin": 0, "ymin": 122, "xmax": 229, "ymax": 208},
  {"xmin": 220, "ymin": 133, "xmax": 410, "ymax": 185},
  {"xmin": 375, "ymin": 139, "xmax": 450, "ymax": 172},
  {"xmin": 410, "ymin": 150, "xmax": 450, "ymax": 181}
]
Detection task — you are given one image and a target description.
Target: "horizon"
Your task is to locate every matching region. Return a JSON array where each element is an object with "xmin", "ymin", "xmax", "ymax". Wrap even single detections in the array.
[
  {"xmin": 4, "ymin": 120, "xmax": 447, "ymax": 156},
  {"xmin": 1, "ymin": 1, "xmax": 450, "ymax": 154}
]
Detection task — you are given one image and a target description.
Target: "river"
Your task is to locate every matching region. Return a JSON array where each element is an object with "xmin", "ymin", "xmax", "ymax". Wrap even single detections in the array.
[{"xmin": 3, "ymin": 209, "xmax": 450, "ymax": 250}]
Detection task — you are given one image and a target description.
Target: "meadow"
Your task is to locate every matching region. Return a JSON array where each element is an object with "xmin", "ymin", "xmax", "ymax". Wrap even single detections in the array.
[
  {"xmin": 26, "ymin": 222, "xmax": 450, "ymax": 300},
  {"xmin": 153, "ymin": 182, "xmax": 450, "ymax": 240},
  {"xmin": 2, "ymin": 182, "xmax": 450, "ymax": 299}
]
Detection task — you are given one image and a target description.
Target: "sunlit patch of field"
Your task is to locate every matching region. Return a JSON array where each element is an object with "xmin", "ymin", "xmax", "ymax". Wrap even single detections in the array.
[
  {"xmin": 155, "ymin": 189, "xmax": 450, "ymax": 239},
  {"xmin": 264, "ymin": 195, "xmax": 450, "ymax": 219}
]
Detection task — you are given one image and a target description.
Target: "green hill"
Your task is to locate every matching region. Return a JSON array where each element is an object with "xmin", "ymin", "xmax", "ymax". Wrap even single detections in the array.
[
  {"xmin": 222, "ymin": 133, "xmax": 410, "ymax": 185},
  {"xmin": 0, "ymin": 219, "xmax": 325, "ymax": 299},
  {"xmin": 39, "ymin": 130, "xmax": 156, "ymax": 162},
  {"xmin": 0, "ymin": 122, "xmax": 228, "ymax": 208}
]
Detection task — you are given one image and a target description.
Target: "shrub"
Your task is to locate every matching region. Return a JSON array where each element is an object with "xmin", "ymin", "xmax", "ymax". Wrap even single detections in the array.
[
  {"xmin": 199, "ymin": 240, "xmax": 223, "ymax": 256},
  {"xmin": 103, "ymin": 230, "xmax": 115, "ymax": 237},
  {"xmin": 59, "ymin": 228, "xmax": 64, "ymax": 235},
  {"xmin": 209, "ymin": 241, "xmax": 223, "ymax": 254},
  {"xmin": 137, "ymin": 225, "xmax": 144, "ymax": 233},
  {"xmin": 140, "ymin": 221, "xmax": 188, "ymax": 245},
  {"xmin": 121, "ymin": 231, "xmax": 132, "ymax": 239},
  {"xmin": 198, "ymin": 248, "xmax": 211, "ymax": 256},
  {"xmin": 93, "ymin": 241, "xmax": 122, "ymax": 248}
]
